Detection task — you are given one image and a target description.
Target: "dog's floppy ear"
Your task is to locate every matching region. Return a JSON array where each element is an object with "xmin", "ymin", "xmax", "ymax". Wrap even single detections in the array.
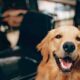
[{"xmin": 37, "ymin": 29, "xmax": 56, "ymax": 63}]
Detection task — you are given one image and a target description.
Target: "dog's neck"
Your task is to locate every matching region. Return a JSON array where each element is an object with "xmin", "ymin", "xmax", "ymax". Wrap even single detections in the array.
[
  {"xmin": 52, "ymin": 71, "xmax": 80, "ymax": 80},
  {"xmin": 49, "ymin": 60, "xmax": 80, "ymax": 80}
]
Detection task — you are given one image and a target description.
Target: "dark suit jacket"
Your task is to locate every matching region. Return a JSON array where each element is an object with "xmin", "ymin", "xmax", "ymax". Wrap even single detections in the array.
[{"xmin": 18, "ymin": 12, "xmax": 52, "ymax": 59}]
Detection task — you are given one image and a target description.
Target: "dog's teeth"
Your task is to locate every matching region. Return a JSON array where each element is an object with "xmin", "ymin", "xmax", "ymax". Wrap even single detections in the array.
[{"xmin": 59, "ymin": 59, "xmax": 72, "ymax": 70}]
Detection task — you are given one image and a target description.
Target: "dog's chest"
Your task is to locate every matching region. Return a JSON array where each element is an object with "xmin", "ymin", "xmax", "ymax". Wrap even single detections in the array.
[{"xmin": 50, "ymin": 73, "xmax": 80, "ymax": 80}]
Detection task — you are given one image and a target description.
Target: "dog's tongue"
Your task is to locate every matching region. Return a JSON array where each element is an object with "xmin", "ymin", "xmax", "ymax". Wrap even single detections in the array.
[
  {"xmin": 60, "ymin": 59, "xmax": 72, "ymax": 69},
  {"xmin": 62, "ymin": 60, "xmax": 71, "ymax": 66}
]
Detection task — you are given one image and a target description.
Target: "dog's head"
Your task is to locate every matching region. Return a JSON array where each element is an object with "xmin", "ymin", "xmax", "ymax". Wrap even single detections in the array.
[{"xmin": 37, "ymin": 26, "xmax": 80, "ymax": 73}]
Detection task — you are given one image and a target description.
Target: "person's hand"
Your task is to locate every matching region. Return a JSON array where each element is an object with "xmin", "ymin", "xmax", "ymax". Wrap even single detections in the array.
[{"xmin": 2, "ymin": 9, "xmax": 27, "ymax": 17}]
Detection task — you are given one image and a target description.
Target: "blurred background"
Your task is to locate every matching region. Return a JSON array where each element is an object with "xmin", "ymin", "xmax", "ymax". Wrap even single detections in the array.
[
  {"xmin": 38, "ymin": 0, "xmax": 76, "ymax": 26},
  {"xmin": 38, "ymin": 0, "xmax": 76, "ymax": 27},
  {"xmin": 0, "ymin": 0, "xmax": 77, "ymax": 27},
  {"xmin": 0, "ymin": 0, "xmax": 76, "ymax": 27}
]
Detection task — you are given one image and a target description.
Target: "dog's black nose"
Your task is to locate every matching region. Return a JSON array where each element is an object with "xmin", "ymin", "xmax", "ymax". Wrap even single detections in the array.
[{"xmin": 63, "ymin": 42, "xmax": 75, "ymax": 53}]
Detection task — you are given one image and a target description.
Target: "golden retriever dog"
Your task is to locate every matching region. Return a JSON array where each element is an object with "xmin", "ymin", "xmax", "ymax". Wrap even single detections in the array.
[{"xmin": 36, "ymin": 26, "xmax": 80, "ymax": 80}]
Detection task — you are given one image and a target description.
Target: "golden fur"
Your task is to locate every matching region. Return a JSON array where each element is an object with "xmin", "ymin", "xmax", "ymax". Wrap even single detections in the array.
[{"xmin": 36, "ymin": 26, "xmax": 80, "ymax": 80}]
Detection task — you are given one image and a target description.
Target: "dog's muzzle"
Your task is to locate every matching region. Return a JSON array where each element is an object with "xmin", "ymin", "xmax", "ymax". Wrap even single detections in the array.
[
  {"xmin": 53, "ymin": 42, "xmax": 77, "ymax": 73},
  {"xmin": 53, "ymin": 53, "xmax": 75, "ymax": 73}
]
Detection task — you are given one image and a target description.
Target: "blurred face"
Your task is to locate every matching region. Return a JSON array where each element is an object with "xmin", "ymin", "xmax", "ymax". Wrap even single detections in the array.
[
  {"xmin": 3, "ymin": 15, "xmax": 24, "ymax": 27},
  {"xmin": 2, "ymin": 9, "xmax": 27, "ymax": 27}
]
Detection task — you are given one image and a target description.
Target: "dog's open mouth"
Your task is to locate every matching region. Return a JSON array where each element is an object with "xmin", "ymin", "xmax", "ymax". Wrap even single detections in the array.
[{"xmin": 54, "ymin": 53, "xmax": 74, "ymax": 72}]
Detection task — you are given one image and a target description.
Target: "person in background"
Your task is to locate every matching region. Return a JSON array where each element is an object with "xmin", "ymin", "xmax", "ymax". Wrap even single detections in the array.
[
  {"xmin": 0, "ymin": 0, "xmax": 52, "ymax": 79},
  {"xmin": 74, "ymin": 0, "xmax": 80, "ymax": 28}
]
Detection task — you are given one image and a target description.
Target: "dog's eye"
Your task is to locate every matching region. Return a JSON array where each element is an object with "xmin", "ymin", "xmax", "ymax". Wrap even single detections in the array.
[
  {"xmin": 76, "ymin": 36, "xmax": 80, "ymax": 41},
  {"xmin": 55, "ymin": 34, "xmax": 62, "ymax": 39}
]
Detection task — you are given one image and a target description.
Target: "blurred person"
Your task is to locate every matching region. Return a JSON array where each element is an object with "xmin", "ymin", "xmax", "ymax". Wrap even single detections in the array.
[
  {"xmin": 0, "ymin": 0, "xmax": 52, "ymax": 79},
  {"xmin": 74, "ymin": 0, "xmax": 80, "ymax": 28}
]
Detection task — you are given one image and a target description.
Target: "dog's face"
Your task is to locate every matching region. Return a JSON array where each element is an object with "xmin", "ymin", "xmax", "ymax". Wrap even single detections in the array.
[{"xmin": 37, "ymin": 26, "xmax": 80, "ymax": 73}]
